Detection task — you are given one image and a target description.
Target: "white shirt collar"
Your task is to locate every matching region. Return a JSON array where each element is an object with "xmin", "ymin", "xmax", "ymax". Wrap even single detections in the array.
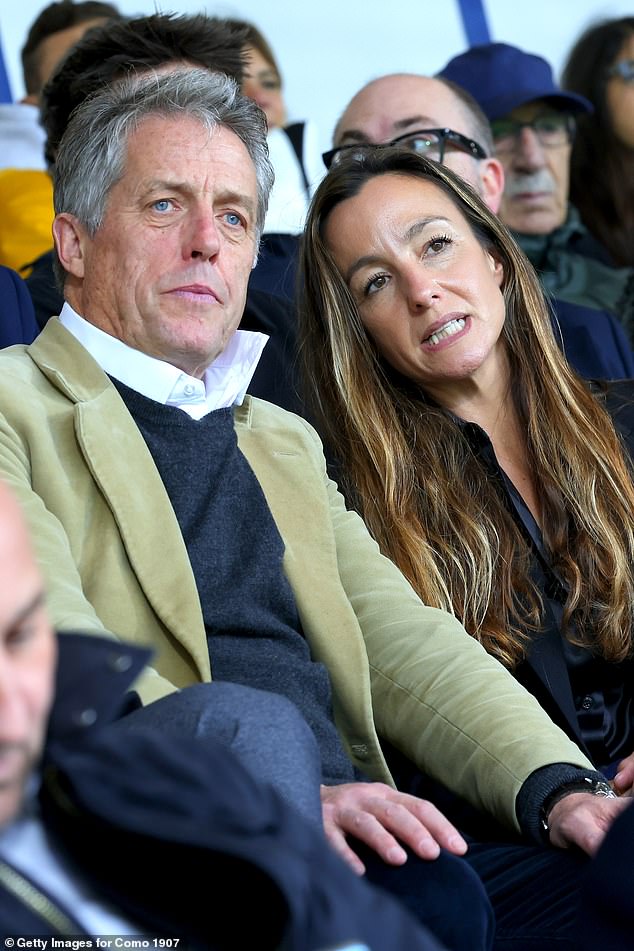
[{"xmin": 58, "ymin": 303, "xmax": 268, "ymax": 419}]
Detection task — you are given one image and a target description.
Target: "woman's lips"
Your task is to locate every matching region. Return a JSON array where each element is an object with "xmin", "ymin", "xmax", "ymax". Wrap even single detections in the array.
[{"xmin": 421, "ymin": 314, "xmax": 470, "ymax": 350}]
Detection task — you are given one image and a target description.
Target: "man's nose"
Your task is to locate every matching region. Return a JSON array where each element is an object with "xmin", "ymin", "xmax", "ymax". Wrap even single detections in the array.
[
  {"xmin": 186, "ymin": 210, "xmax": 221, "ymax": 261},
  {"xmin": 513, "ymin": 126, "xmax": 546, "ymax": 169}
]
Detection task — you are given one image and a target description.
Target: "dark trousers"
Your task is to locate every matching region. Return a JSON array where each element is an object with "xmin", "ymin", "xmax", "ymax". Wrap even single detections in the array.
[
  {"xmin": 384, "ymin": 742, "xmax": 589, "ymax": 950},
  {"xmin": 117, "ymin": 684, "xmax": 492, "ymax": 950},
  {"xmin": 361, "ymin": 837, "xmax": 587, "ymax": 951},
  {"xmin": 464, "ymin": 837, "xmax": 587, "ymax": 950},
  {"xmin": 362, "ymin": 844, "xmax": 494, "ymax": 951},
  {"xmin": 113, "ymin": 681, "xmax": 323, "ymax": 825}
]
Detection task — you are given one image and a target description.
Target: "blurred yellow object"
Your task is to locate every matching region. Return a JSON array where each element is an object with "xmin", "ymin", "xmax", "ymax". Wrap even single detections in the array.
[{"xmin": 0, "ymin": 169, "xmax": 54, "ymax": 274}]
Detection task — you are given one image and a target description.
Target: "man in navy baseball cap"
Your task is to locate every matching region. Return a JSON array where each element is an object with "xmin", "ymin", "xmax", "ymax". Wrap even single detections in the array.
[
  {"xmin": 439, "ymin": 43, "xmax": 591, "ymax": 236},
  {"xmin": 438, "ymin": 43, "xmax": 634, "ymax": 328}
]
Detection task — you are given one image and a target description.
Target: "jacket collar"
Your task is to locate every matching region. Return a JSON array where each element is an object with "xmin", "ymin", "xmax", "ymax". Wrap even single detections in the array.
[{"xmin": 46, "ymin": 633, "xmax": 151, "ymax": 746}]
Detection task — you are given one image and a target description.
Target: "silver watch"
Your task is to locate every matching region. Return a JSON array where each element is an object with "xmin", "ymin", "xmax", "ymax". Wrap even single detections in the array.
[{"xmin": 540, "ymin": 776, "xmax": 617, "ymax": 834}]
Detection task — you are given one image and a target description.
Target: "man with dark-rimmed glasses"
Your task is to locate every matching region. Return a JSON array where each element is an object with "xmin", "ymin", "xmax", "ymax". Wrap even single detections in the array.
[{"xmin": 329, "ymin": 73, "xmax": 504, "ymax": 212}]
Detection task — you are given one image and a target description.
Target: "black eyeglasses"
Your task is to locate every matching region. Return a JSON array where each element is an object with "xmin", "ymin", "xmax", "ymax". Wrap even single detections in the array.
[
  {"xmin": 322, "ymin": 127, "xmax": 487, "ymax": 170},
  {"xmin": 608, "ymin": 59, "xmax": 634, "ymax": 83},
  {"xmin": 491, "ymin": 114, "xmax": 575, "ymax": 153}
]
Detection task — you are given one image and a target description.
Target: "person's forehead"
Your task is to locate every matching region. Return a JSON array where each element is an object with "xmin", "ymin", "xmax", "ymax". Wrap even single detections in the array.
[
  {"xmin": 37, "ymin": 18, "xmax": 110, "ymax": 86},
  {"xmin": 119, "ymin": 115, "xmax": 257, "ymax": 191},
  {"xmin": 337, "ymin": 76, "xmax": 472, "ymax": 143}
]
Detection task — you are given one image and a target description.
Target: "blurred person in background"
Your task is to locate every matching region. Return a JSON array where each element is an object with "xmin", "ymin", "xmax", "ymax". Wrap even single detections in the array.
[
  {"xmin": 562, "ymin": 18, "xmax": 634, "ymax": 270},
  {"xmin": 439, "ymin": 43, "xmax": 634, "ymax": 341},
  {"xmin": 226, "ymin": 18, "xmax": 323, "ymax": 299},
  {"xmin": 0, "ymin": 0, "xmax": 121, "ymax": 274}
]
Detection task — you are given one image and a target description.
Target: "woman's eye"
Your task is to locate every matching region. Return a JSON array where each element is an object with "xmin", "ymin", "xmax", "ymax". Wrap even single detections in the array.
[
  {"xmin": 365, "ymin": 273, "xmax": 389, "ymax": 295},
  {"xmin": 428, "ymin": 236, "xmax": 451, "ymax": 253}
]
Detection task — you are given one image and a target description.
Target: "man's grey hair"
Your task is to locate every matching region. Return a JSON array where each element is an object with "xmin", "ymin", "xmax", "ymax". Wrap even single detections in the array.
[{"xmin": 53, "ymin": 68, "xmax": 274, "ymax": 242}]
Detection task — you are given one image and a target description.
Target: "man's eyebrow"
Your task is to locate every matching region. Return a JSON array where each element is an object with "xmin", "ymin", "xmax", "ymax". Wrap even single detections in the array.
[
  {"xmin": 338, "ymin": 116, "xmax": 434, "ymax": 145},
  {"xmin": 217, "ymin": 189, "xmax": 257, "ymax": 220},
  {"xmin": 344, "ymin": 217, "xmax": 451, "ymax": 283},
  {"xmin": 337, "ymin": 129, "xmax": 371, "ymax": 145},
  {"xmin": 9, "ymin": 590, "xmax": 46, "ymax": 629},
  {"xmin": 392, "ymin": 115, "xmax": 429, "ymax": 132},
  {"xmin": 142, "ymin": 179, "xmax": 190, "ymax": 195}
]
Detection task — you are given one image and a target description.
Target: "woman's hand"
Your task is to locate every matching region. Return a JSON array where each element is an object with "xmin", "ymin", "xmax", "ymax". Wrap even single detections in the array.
[
  {"xmin": 613, "ymin": 750, "xmax": 634, "ymax": 796},
  {"xmin": 320, "ymin": 781, "xmax": 467, "ymax": 875}
]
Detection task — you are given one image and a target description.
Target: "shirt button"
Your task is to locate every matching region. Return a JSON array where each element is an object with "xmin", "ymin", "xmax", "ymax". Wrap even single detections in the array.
[
  {"xmin": 107, "ymin": 652, "xmax": 133, "ymax": 673},
  {"xmin": 183, "ymin": 384, "xmax": 195, "ymax": 396},
  {"xmin": 581, "ymin": 696, "xmax": 594, "ymax": 710},
  {"xmin": 73, "ymin": 708, "xmax": 98, "ymax": 727}
]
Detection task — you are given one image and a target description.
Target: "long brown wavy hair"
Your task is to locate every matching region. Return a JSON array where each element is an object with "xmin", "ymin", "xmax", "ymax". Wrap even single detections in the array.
[{"xmin": 299, "ymin": 148, "xmax": 634, "ymax": 668}]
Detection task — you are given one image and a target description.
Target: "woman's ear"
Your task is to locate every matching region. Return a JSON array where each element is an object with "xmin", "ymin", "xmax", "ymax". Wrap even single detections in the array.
[
  {"xmin": 52, "ymin": 213, "xmax": 87, "ymax": 279},
  {"xmin": 487, "ymin": 249, "xmax": 505, "ymax": 287}
]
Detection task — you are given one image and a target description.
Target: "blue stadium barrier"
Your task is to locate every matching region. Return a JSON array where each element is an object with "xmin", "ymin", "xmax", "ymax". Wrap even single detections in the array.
[{"xmin": 457, "ymin": 0, "xmax": 491, "ymax": 46}]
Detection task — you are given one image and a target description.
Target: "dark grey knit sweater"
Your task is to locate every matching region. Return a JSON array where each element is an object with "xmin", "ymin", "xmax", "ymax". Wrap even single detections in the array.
[{"xmin": 113, "ymin": 380, "xmax": 355, "ymax": 785}]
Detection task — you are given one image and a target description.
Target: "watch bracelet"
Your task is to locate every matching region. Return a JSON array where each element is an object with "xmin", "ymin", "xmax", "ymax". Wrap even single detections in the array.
[{"xmin": 540, "ymin": 775, "xmax": 617, "ymax": 834}]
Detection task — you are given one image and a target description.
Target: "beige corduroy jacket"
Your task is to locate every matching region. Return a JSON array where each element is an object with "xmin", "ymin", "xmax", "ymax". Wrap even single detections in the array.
[{"xmin": 0, "ymin": 319, "xmax": 593, "ymax": 830}]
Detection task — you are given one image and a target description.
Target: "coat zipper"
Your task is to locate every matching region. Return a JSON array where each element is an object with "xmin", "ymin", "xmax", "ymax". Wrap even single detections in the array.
[{"xmin": 0, "ymin": 859, "xmax": 81, "ymax": 935}]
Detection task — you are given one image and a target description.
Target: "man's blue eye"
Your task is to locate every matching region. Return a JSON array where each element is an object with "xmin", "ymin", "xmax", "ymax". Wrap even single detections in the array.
[
  {"xmin": 225, "ymin": 212, "xmax": 243, "ymax": 227},
  {"xmin": 153, "ymin": 199, "xmax": 172, "ymax": 213}
]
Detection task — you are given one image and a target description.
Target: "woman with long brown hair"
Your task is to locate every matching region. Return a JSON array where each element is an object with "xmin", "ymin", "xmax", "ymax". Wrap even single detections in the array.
[{"xmin": 300, "ymin": 146, "xmax": 634, "ymax": 789}]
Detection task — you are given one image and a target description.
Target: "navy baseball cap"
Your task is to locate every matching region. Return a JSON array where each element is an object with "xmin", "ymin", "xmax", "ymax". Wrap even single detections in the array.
[{"xmin": 438, "ymin": 42, "xmax": 592, "ymax": 120}]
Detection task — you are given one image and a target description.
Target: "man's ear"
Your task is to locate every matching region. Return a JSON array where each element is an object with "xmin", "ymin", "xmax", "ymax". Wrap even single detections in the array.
[
  {"xmin": 52, "ymin": 213, "xmax": 88, "ymax": 280},
  {"xmin": 478, "ymin": 157, "xmax": 505, "ymax": 215}
]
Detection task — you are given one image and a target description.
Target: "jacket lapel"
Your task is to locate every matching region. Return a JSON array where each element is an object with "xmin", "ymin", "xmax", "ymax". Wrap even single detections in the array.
[
  {"xmin": 29, "ymin": 321, "xmax": 209, "ymax": 679},
  {"xmin": 234, "ymin": 401, "xmax": 376, "ymax": 735}
]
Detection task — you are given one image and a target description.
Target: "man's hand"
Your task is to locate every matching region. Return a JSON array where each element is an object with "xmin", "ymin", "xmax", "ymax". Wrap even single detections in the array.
[
  {"xmin": 613, "ymin": 751, "xmax": 634, "ymax": 796},
  {"xmin": 546, "ymin": 791, "xmax": 631, "ymax": 855},
  {"xmin": 320, "ymin": 781, "xmax": 467, "ymax": 875}
]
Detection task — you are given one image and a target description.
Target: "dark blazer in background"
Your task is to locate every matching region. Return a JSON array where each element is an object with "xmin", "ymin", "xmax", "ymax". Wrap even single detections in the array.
[
  {"xmin": 552, "ymin": 297, "xmax": 634, "ymax": 380},
  {"xmin": 0, "ymin": 265, "xmax": 39, "ymax": 348}
]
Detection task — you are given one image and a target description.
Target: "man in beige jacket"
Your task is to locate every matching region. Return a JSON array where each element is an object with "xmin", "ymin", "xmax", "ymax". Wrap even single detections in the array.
[{"xmin": 0, "ymin": 65, "xmax": 628, "ymax": 950}]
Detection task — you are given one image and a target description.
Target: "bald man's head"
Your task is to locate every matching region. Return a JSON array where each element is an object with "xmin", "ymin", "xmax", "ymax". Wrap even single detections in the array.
[
  {"xmin": 0, "ymin": 483, "xmax": 55, "ymax": 827},
  {"xmin": 333, "ymin": 74, "xmax": 504, "ymax": 213}
]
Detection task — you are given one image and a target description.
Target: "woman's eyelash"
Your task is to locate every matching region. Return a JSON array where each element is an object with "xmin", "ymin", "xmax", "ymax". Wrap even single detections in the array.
[
  {"xmin": 363, "ymin": 272, "xmax": 388, "ymax": 295},
  {"xmin": 428, "ymin": 233, "xmax": 452, "ymax": 250}
]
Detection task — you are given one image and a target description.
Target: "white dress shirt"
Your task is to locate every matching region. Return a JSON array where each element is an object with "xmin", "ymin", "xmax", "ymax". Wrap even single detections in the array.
[{"xmin": 58, "ymin": 303, "xmax": 268, "ymax": 420}]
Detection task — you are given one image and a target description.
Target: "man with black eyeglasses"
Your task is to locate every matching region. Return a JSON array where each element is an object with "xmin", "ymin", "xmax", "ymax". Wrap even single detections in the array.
[
  {"xmin": 328, "ymin": 71, "xmax": 634, "ymax": 381},
  {"xmin": 439, "ymin": 42, "xmax": 634, "ymax": 338},
  {"xmin": 328, "ymin": 73, "xmax": 505, "ymax": 211}
]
